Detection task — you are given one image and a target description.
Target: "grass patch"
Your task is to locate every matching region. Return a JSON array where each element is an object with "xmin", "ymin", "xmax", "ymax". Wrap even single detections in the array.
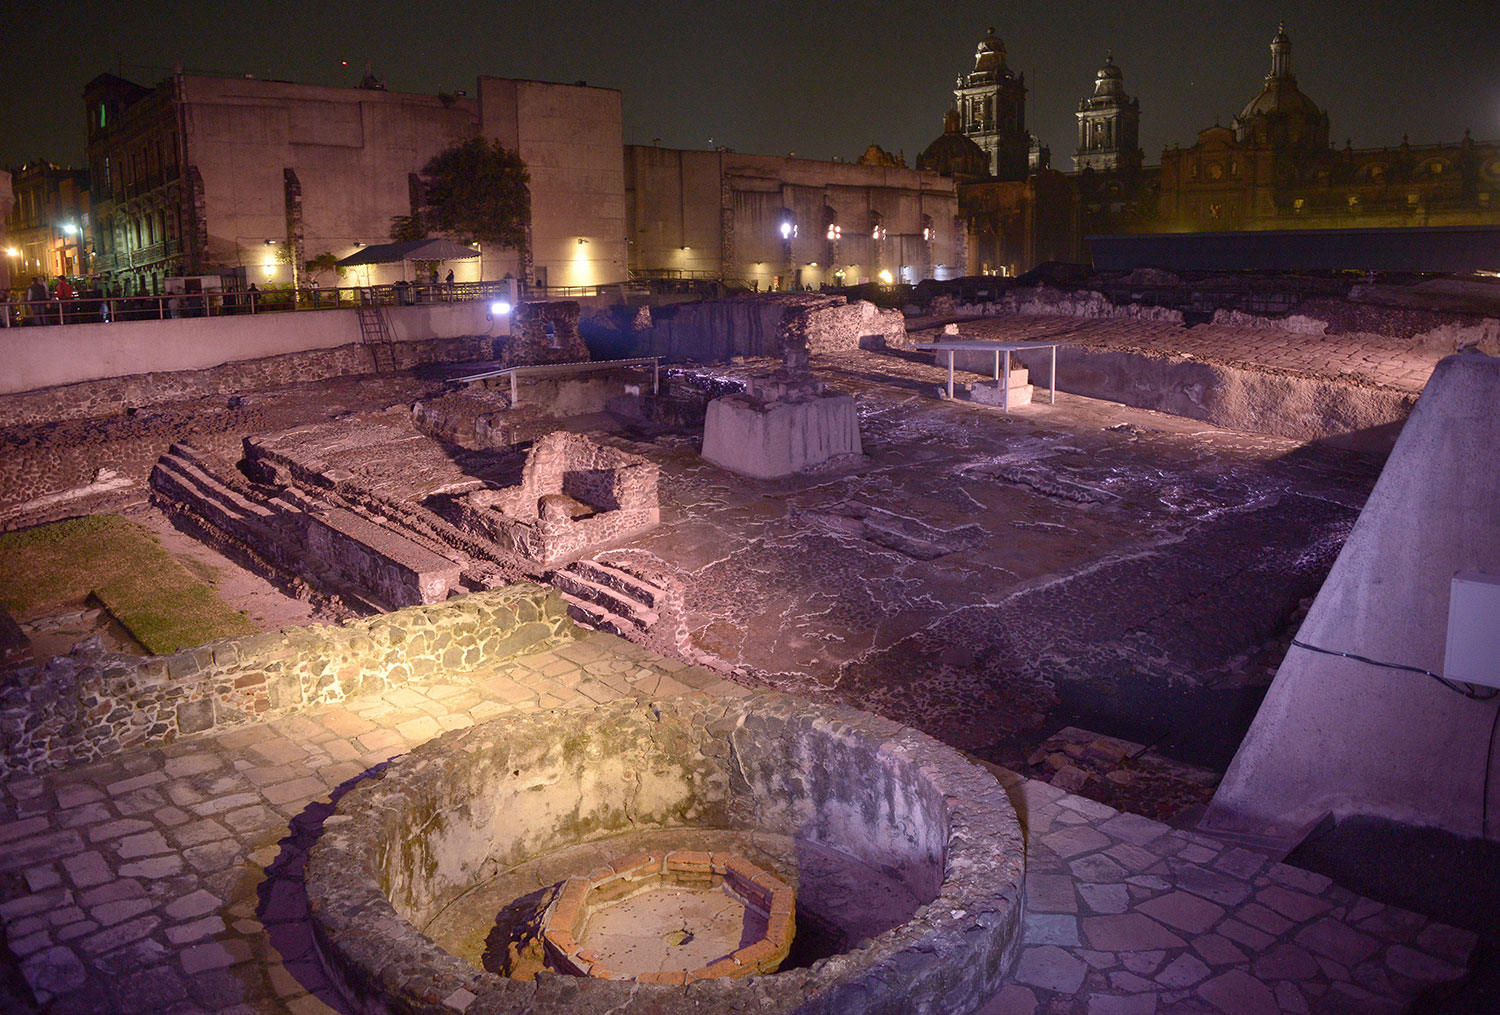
[{"xmin": 0, "ymin": 514, "xmax": 258, "ymax": 655}]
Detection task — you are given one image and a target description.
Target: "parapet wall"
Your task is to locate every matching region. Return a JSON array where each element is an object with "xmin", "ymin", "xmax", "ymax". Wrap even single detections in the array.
[
  {"xmin": 0, "ymin": 300, "xmax": 505, "ymax": 397},
  {"xmin": 0, "ymin": 584, "xmax": 578, "ymax": 778},
  {"xmin": 0, "ymin": 334, "xmax": 494, "ymax": 428}
]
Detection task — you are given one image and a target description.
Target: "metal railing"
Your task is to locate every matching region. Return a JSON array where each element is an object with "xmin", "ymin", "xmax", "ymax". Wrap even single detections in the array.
[
  {"xmin": 452, "ymin": 357, "xmax": 661, "ymax": 407},
  {"xmin": 0, "ymin": 279, "xmax": 521, "ymax": 328}
]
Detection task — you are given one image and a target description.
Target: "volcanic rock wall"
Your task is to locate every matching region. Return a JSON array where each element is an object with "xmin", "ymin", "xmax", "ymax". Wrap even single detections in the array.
[{"xmin": 0, "ymin": 584, "xmax": 578, "ymax": 777}]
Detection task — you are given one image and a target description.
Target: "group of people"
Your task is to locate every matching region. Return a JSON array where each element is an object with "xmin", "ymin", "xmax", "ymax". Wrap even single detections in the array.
[{"xmin": 1, "ymin": 276, "xmax": 79, "ymax": 326}]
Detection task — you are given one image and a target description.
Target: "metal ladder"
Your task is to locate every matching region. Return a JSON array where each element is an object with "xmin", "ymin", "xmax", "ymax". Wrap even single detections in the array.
[{"xmin": 356, "ymin": 296, "xmax": 396, "ymax": 373}]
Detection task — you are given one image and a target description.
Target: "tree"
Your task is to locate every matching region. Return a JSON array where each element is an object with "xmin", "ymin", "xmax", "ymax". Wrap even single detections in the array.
[
  {"xmin": 413, "ymin": 138, "xmax": 530, "ymax": 252},
  {"xmin": 304, "ymin": 251, "xmax": 346, "ymax": 286},
  {"xmin": 388, "ymin": 214, "xmax": 426, "ymax": 242}
]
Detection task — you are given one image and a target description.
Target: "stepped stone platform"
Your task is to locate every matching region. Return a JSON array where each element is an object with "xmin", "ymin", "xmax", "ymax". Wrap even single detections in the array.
[{"xmin": 0, "ymin": 624, "xmax": 1476, "ymax": 1014}]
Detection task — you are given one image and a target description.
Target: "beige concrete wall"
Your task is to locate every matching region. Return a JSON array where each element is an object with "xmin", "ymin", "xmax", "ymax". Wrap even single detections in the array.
[
  {"xmin": 0, "ymin": 302, "xmax": 506, "ymax": 394},
  {"xmin": 626, "ymin": 147, "xmax": 726, "ymax": 277},
  {"xmin": 479, "ymin": 78, "xmax": 627, "ymax": 289},
  {"xmin": 181, "ymin": 76, "xmax": 480, "ymax": 286},
  {"xmin": 624, "ymin": 147, "xmax": 960, "ymax": 290}
]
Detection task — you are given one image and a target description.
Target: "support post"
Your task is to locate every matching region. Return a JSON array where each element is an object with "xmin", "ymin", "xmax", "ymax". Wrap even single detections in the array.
[
  {"xmin": 948, "ymin": 349, "xmax": 955, "ymax": 399},
  {"xmin": 510, "ymin": 371, "xmax": 518, "ymax": 407},
  {"xmin": 1003, "ymin": 350, "xmax": 1011, "ymax": 413},
  {"xmin": 1050, "ymin": 345, "xmax": 1057, "ymax": 404}
]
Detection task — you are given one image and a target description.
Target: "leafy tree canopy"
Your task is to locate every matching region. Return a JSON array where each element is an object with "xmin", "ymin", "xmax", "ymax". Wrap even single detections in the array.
[{"xmin": 412, "ymin": 138, "xmax": 530, "ymax": 251}]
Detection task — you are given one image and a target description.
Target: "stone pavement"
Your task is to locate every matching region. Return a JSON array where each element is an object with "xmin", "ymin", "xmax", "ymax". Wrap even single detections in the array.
[
  {"xmin": 939, "ymin": 315, "xmax": 1443, "ymax": 394},
  {"xmin": 0, "ymin": 630, "xmax": 1475, "ymax": 1014},
  {"xmin": 974, "ymin": 771, "xmax": 1474, "ymax": 1015}
]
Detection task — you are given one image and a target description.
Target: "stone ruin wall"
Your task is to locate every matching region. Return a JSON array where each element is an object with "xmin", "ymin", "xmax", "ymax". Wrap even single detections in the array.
[
  {"xmin": 501, "ymin": 301, "xmax": 589, "ymax": 366},
  {"xmin": 949, "ymin": 285, "xmax": 1500, "ymax": 356},
  {"xmin": 785, "ymin": 299, "xmax": 907, "ymax": 354},
  {"xmin": 0, "ymin": 335, "xmax": 494, "ymax": 429},
  {"xmin": 0, "ymin": 584, "xmax": 577, "ymax": 778},
  {"xmin": 605, "ymin": 294, "xmax": 905, "ymax": 363},
  {"xmin": 458, "ymin": 432, "xmax": 660, "ymax": 567}
]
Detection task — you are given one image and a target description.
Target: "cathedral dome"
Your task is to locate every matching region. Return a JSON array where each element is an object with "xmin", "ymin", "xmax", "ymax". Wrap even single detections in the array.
[
  {"xmin": 1233, "ymin": 23, "xmax": 1329, "ymax": 150},
  {"xmin": 1093, "ymin": 54, "xmax": 1125, "ymax": 97},
  {"xmin": 973, "ymin": 27, "xmax": 1007, "ymax": 75},
  {"xmin": 916, "ymin": 110, "xmax": 991, "ymax": 179}
]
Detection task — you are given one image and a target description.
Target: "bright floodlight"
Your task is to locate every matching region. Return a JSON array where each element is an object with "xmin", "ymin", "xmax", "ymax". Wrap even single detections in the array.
[
  {"xmin": 780, "ymin": 221, "xmax": 793, "ymax": 239},
  {"xmin": 491, "ymin": 301, "xmax": 512, "ymax": 316},
  {"xmin": 62, "ymin": 223, "xmax": 78, "ymax": 235}
]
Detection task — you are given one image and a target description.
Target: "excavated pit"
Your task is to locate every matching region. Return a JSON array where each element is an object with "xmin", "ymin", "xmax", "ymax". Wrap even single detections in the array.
[{"xmin": 305, "ymin": 693, "xmax": 1025, "ymax": 1014}]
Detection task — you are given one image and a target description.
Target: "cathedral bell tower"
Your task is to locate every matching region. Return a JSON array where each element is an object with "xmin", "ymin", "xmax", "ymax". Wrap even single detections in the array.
[
  {"xmin": 954, "ymin": 27, "xmax": 1030, "ymax": 181},
  {"xmin": 1074, "ymin": 53, "xmax": 1142, "ymax": 172}
]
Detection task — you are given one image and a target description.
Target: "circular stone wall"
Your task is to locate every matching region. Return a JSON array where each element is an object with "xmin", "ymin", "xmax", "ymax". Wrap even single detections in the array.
[{"xmin": 305, "ymin": 693, "xmax": 1025, "ymax": 1014}]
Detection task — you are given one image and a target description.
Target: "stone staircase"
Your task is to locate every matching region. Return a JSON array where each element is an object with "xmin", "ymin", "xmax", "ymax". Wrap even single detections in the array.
[
  {"xmin": 551, "ymin": 556, "xmax": 692, "ymax": 658},
  {"xmin": 151, "ymin": 445, "xmax": 471, "ymax": 611}
]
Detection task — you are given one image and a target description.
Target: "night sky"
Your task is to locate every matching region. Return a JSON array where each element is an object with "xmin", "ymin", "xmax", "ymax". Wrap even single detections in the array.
[{"xmin": 5, "ymin": 0, "xmax": 1498, "ymax": 172}]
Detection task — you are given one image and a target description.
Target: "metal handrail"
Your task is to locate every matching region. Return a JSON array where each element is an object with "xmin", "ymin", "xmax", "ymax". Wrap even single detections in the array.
[
  {"xmin": 0, "ymin": 279, "xmax": 522, "ymax": 327},
  {"xmin": 452, "ymin": 356, "xmax": 661, "ymax": 407}
]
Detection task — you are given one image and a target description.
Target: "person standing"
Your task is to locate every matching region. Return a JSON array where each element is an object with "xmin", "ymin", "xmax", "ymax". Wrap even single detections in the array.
[
  {"xmin": 55, "ymin": 277, "xmax": 74, "ymax": 324},
  {"xmin": 26, "ymin": 277, "xmax": 47, "ymax": 325}
]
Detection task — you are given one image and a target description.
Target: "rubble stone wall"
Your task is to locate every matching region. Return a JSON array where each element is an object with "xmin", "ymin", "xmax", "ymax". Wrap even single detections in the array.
[
  {"xmin": 0, "ymin": 335, "xmax": 494, "ymax": 428},
  {"xmin": 501, "ymin": 301, "xmax": 589, "ymax": 366},
  {"xmin": 791, "ymin": 300, "xmax": 907, "ymax": 354},
  {"xmin": 461, "ymin": 432, "xmax": 660, "ymax": 566},
  {"xmin": 0, "ymin": 584, "xmax": 578, "ymax": 778},
  {"xmin": 628, "ymin": 294, "xmax": 904, "ymax": 362}
]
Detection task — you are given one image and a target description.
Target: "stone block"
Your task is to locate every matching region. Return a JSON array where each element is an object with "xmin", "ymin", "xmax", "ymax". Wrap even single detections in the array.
[
  {"xmin": 175, "ymin": 698, "xmax": 215, "ymax": 736},
  {"xmin": 701, "ymin": 393, "xmax": 862, "ymax": 479}
]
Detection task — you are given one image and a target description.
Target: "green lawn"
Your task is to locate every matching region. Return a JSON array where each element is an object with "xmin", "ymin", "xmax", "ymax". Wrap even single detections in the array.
[{"xmin": 0, "ymin": 514, "xmax": 258, "ymax": 655}]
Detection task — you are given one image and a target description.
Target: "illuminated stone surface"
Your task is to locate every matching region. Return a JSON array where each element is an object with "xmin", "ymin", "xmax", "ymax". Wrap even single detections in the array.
[{"xmin": 539, "ymin": 850, "xmax": 793, "ymax": 981}]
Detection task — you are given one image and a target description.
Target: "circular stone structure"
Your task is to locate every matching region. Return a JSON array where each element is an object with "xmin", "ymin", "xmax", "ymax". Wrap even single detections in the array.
[
  {"xmin": 541, "ymin": 849, "xmax": 795, "ymax": 982},
  {"xmin": 306, "ymin": 693, "xmax": 1025, "ymax": 1015}
]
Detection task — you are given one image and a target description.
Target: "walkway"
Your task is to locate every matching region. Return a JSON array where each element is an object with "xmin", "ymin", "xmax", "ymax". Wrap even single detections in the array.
[{"xmin": 0, "ymin": 630, "xmax": 1474, "ymax": 1014}]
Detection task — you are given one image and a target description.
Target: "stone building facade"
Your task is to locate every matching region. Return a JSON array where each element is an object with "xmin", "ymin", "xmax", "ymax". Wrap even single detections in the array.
[
  {"xmin": 4, "ymin": 162, "xmax": 90, "ymax": 282},
  {"xmin": 1074, "ymin": 55, "xmax": 1142, "ymax": 173},
  {"xmin": 82, "ymin": 71, "xmax": 627, "ymax": 295},
  {"xmin": 931, "ymin": 22, "xmax": 1500, "ymax": 274},
  {"xmin": 953, "ymin": 28, "xmax": 1031, "ymax": 181},
  {"xmin": 624, "ymin": 147, "xmax": 963, "ymax": 289}
]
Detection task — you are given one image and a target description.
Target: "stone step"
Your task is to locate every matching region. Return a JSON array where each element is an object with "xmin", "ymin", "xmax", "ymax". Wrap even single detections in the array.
[
  {"xmin": 151, "ymin": 453, "xmax": 277, "ymax": 530},
  {"xmin": 560, "ymin": 593, "xmax": 638, "ymax": 639},
  {"xmin": 568, "ymin": 558, "xmax": 668, "ymax": 609},
  {"xmin": 551, "ymin": 568, "xmax": 658, "ymax": 629}
]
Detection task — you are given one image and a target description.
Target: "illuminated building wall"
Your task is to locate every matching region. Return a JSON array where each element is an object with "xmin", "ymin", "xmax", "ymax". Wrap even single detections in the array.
[
  {"xmin": 625, "ymin": 147, "xmax": 962, "ymax": 289},
  {"xmin": 85, "ymin": 72, "xmax": 478, "ymax": 294},
  {"xmin": 477, "ymin": 78, "xmax": 627, "ymax": 290},
  {"xmin": 4, "ymin": 163, "xmax": 89, "ymax": 284}
]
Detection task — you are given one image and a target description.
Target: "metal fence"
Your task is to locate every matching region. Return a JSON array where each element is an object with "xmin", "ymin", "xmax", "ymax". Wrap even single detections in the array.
[{"xmin": 0, "ymin": 280, "xmax": 522, "ymax": 328}]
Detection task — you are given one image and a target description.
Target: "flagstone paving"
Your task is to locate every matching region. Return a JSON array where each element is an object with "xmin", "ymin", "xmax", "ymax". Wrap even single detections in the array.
[{"xmin": 0, "ymin": 630, "xmax": 1476, "ymax": 1014}]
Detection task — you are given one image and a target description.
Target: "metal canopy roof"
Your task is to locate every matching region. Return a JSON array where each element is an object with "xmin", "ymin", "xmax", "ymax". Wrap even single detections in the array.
[{"xmin": 334, "ymin": 238, "xmax": 481, "ymax": 267}]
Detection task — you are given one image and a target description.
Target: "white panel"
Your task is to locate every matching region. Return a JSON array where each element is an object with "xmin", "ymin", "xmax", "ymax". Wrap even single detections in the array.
[{"xmin": 1445, "ymin": 572, "xmax": 1500, "ymax": 689}]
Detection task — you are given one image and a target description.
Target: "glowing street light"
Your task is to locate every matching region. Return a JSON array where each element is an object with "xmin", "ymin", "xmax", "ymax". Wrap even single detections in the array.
[
  {"xmin": 779, "ymin": 221, "xmax": 795, "ymax": 240},
  {"xmin": 61, "ymin": 223, "xmax": 79, "ymax": 236},
  {"xmin": 490, "ymin": 301, "xmax": 513, "ymax": 316}
]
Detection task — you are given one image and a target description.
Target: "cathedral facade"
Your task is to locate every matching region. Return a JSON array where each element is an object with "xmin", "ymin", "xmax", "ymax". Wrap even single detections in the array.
[{"xmin": 921, "ymin": 23, "xmax": 1500, "ymax": 276}]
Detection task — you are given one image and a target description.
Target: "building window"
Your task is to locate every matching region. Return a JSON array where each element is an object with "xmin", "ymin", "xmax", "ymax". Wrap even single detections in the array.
[
  {"xmin": 1408, "ymin": 193, "xmax": 1420, "ymax": 205},
  {"xmin": 1293, "ymin": 198, "xmax": 1305, "ymax": 213}
]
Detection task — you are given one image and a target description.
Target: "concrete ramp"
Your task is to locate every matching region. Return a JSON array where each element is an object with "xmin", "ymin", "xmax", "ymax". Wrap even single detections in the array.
[{"xmin": 1208, "ymin": 352, "xmax": 1500, "ymax": 842}]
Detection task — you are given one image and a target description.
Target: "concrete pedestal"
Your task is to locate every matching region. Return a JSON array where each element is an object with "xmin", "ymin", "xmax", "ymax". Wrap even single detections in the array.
[
  {"xmin": 970, "ymin": 368, "xmax": 1034, "ymax": 409},
  {"xmin": 701, "ymin": 394, "xmax": 862, "ymax": 479}
]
